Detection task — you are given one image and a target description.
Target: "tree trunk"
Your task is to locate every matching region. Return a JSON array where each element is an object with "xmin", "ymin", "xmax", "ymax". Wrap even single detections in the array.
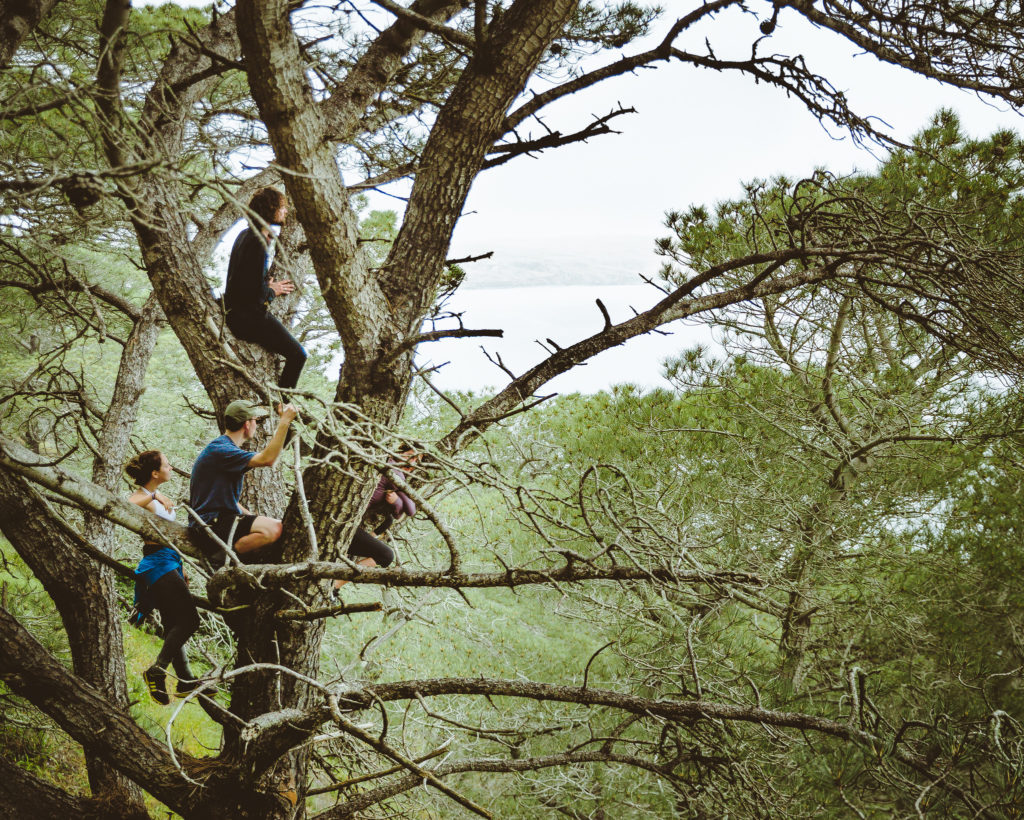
[
  {"xmin": 0, "ymin": 471, "xmax": 148, "ymax": 816},
  {"xmin": 0, "ymin": 0, "xmax": 60, "ymax": 67},
  {"xmin": 226, "ymin": 1, "xmax": 581, "ymax": 813},
  {"xmin": 84, "ymin": 292, "xmax": 164, "ymax": 551},
  {"xmin": 0, "ymin": 753, "xmax": 94, "ymax": 819}
]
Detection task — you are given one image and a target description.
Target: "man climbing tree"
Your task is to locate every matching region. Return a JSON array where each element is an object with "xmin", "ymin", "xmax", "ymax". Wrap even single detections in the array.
[{"xmin": 188, "ymin": 400, "xmax": 298, "ymax": 563}]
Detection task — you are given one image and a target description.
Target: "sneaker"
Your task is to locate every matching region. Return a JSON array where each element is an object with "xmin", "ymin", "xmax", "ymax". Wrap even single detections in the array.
[
  {"xmin": 143, "ymin": 666, "xmax": 169, "ymax": 705},
  {"xmin": 327, "ymin": 587, "xmax": 339, "ymax": 605},
  {"xmin": 176, "ymin": 677, "xmax": 202, "ymax": 697}
]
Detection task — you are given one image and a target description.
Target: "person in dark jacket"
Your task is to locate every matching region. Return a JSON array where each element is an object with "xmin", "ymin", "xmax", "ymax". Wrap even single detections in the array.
[{"xmin": 225, "ymin": 187, "xmax": 307, "ymax": 391}]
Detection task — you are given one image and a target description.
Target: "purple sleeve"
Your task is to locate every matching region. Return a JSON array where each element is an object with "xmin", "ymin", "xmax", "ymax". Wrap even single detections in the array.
[
  {"xmin": 398, "ymin": 492, "xmax": 416, "ymax": 518},
  {"xmin": 370, "ymin": 476, "xmax": 388, "ymax": 506}
]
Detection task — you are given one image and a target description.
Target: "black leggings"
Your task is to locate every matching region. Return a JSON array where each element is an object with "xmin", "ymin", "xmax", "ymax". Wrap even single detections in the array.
[
  {"xmin": 349, "ymin": 529, "xmax": 394, "ymax": 567},
  {"xmin": 228, "ymin": 310, "xmax": 307, "ymax": 390},
  {"xmin": 150, "ymin": 571, "xmax": 200, "ymax": 679}
]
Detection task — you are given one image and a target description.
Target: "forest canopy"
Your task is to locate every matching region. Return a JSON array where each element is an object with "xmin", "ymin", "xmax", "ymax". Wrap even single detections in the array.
[{"xmin": 1, "ymin": 0, "xmax": 1024, "ymax": 818}]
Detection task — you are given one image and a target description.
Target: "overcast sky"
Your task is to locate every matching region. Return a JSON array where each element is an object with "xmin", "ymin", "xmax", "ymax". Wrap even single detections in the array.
[
  {"xmin": 447, "ymin": 5, "xmax": 1024, "ymax": 251},
  {"xmin": 434, "ymin": 6, "xmax": 1024, "ymax": 390}
]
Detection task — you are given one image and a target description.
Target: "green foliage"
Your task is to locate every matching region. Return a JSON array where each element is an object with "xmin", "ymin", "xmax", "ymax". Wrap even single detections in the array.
[
  {"xmin": 0, "ymin": 541, "xmax": 86, "ymax": 794},
  {"xmin": 7, "ymin": 32, "xmax": 1024, "ymax": 809}
]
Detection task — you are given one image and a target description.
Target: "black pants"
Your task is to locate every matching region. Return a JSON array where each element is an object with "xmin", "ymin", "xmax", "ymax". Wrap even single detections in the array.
[
  {"xmin": 228, "ymin": 310, "xmax": 307, "ymax": 390},
  {"xmin": 349, "ymin": 528, "xmax": 394, "ymax": 567},
  {"xmin": 150, "ymin": 571, "xmax": 200, "ymax": 679}
]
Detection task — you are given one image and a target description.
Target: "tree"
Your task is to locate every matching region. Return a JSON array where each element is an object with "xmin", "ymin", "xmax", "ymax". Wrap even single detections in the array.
[{"xmin": 1, "ymin": 0, "xmax": 1024, "ymax": 817}]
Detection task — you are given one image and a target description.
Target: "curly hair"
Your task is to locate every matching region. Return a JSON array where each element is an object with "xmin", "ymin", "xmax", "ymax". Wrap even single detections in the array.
[
  {"xmin": 249, "ymin": 187, "xmax": 287, "ymax": 225},
  {"xmin": 125, "ymin": 450, "xmax": 162, "ymax": 486}
]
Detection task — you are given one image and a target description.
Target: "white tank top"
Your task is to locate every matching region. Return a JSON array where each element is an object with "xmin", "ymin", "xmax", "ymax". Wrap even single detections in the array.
[{"xmin": 146, "ymin": 492, "xmax": 175, "ymax": 522}]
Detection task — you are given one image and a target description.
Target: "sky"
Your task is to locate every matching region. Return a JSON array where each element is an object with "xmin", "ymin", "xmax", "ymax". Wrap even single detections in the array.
[
  {"xmin": 430, "ymin": 7, "xmax": 1024, "ymax": 392},
  {"xmin": 183, "ymin": 0, "xmax": 1024, "ymax": 393},
  {"xmin": 449, "ymin": 6, "xmax": 1024, "ymax": 248}
]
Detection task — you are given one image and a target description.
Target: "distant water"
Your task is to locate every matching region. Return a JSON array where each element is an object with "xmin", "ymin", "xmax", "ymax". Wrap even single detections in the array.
[
  {"xmin": 451, "ymin": 234, "xmax": 663, "ymax": 290},
  {"xmin": 417, "ymin": 283, "xmax": 714, "ymax": 394}
]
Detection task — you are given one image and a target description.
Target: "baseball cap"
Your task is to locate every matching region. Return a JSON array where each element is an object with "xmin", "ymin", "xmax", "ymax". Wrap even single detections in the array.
[{"xmin": 224, "ymin": 399, "xmax": 269, "ymax": 427}]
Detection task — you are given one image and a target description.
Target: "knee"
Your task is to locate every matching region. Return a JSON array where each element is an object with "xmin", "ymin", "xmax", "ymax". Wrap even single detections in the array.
[
  {"xmin": 378, "ymin": 544, "xmax": 395, "ymax": 568},
  {"xmin": 185, "ymin": 609, "xmax": 201, "ymax": 634},
  {"xmin": 269, "ymin": 519, "xmax": 284, "ymax": 542}
]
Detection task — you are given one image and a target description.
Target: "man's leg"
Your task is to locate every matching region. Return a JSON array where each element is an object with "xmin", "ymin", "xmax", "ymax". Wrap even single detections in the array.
[{"xmin": 233, "ymin": 515, "xmax": 283, "ymax": 554}]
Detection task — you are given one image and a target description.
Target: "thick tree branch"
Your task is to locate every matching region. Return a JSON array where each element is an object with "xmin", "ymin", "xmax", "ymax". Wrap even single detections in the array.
[
  {"xmin": 0, "ymin": 754, "xmax": 91, "ymax": 817},
  {"xmin": 368, "ymin": 0, "xmax": 475, "ymax": 49},
  {"xmin": 0, "ymin": 606, "xmax": 199, "ymax": 813},
  {"xmin": 0, "ymin": 432, "xmax": 198, "ymax": 558},
  {"xmin": 0, "ymin": 276, "xmax": 144, "ymax": 321},
  {"xmin": 214, "ymin": 560, "xmax": 761, "ymax": 592},
  {"xmin": 0, "ymin": 0, "xmax": 60, "ymax": 66}
]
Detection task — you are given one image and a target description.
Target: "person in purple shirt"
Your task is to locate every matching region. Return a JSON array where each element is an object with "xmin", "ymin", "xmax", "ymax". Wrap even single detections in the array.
[
  {"xmin": 367, "ymin": 449, "xmax": 420, "ymax": 535},
  {"xmin": 224, "ymin": 187, "xmax": 307, "ymax": 391},
  {"xmin": 189, "ymin": 399, "xmax": 298, "ymax": 564},
  {"xmin": 327, "ymin": 450, "xmax": 417, "ymax": 600}
]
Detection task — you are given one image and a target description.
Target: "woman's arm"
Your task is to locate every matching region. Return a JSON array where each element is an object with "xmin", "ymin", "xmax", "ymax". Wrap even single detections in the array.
[
  {"xmin": 397, "ymin": 491, "xmax": 416, "ymax": 518},
  {"xmin": 127, "ymin": 489, "xmax": 157, "ymax": 513}
]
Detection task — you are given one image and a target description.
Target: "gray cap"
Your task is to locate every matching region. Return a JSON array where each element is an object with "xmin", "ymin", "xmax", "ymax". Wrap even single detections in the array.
[{"xmin": 224, "ymin": 399, "xmax": 269, "ymax": 427}]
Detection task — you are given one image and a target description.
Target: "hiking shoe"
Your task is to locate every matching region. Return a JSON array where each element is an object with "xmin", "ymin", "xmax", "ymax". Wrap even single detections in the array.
[
  {"xmin": 176, "ymin": 677, "xmax": 202, "ymax": 697},
  {"xmin": 143, "ymin": 666, "xmax": 169, "ymax": 705}
]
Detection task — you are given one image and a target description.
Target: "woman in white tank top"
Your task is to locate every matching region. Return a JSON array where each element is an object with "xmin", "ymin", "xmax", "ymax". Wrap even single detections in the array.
[{"xmin": 126, "ymin": 450, "xmax": 201, "ymax": 705}]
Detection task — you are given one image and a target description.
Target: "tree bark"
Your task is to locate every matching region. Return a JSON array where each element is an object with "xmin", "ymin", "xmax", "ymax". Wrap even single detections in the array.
[
  {"xmin": 0, "ymin": 753, "xmax": 93, "ymax": 819},
  {"xmin": 84, "ymin": 292, "xmax": 164, "ymax": 552},
  {"xmin": 225, "ymin": 2, "xmax": 581, "ymax": 815},
  {"xmin": 0, "ymin": 0, "xmax": 60, "ymax": 67},
  {"xmin": 0, "ymin": 472, "xmax": 147, "ymax": 816}
]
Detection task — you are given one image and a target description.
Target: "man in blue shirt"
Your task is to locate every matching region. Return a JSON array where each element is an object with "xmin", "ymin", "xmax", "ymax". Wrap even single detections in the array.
[{"xmin": 189, "ymin": 399, "xmax": 298, "ymax": 563}]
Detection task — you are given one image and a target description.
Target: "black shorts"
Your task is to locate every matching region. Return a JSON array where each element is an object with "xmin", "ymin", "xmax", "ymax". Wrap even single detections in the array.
[
  {"xmin": 210, "ymin": 513, "xmax": 257, "ymax": 545},
  {"xmin": 191, "ymin": 514, "xmax": 263, "ymax": 568}
]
